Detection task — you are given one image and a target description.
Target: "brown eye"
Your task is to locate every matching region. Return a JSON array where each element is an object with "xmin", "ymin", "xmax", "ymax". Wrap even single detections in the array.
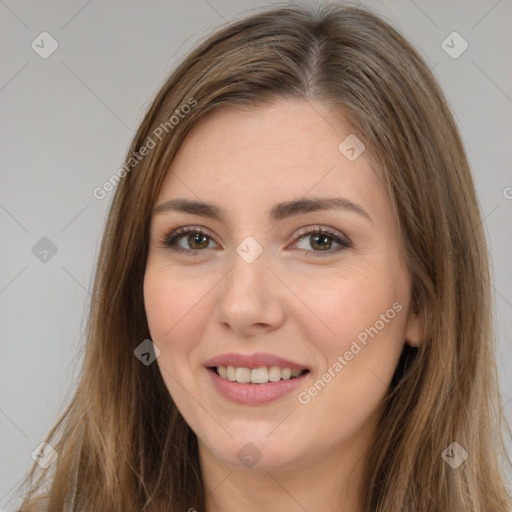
[
  {"xmin": 160, "ymin": 227, "xmax": 218, "ymax": 255},
  {"xmin": 185, "ymin": 232, "xmax": 210, "ymax": 250},
  {"xmin": 292, "ymin": 227, "xmax": 351, "ymax": 257},
  {"xmin": 309, "ymin": 233, "xmax": 334, "ymax": 251}
]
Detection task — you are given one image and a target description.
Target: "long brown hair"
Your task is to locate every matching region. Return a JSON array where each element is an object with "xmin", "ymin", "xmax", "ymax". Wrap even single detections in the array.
[{"xmin": 17, "ymin": 3, "xmax": 511, "ymax": 511}]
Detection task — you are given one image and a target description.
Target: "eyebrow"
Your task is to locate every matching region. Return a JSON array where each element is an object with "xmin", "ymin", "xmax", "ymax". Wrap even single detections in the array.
[{"xmin": 152, "ymin": 197, "xmax": 372, "ymax": 223}]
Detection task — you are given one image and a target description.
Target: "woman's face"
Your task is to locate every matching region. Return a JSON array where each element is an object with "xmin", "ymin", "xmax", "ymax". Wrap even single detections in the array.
[{"xmin": 144, "ymin": 99, "xmax": 421, "ymax": 472}]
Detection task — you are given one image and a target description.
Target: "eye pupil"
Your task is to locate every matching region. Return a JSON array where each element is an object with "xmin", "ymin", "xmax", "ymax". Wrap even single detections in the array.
[
  {"xmin": 189, "ymin": 233, "xmax": 209, "ymax": 249},
  {"xmin": 311, "ymin": 233, "xmax": 331, "ymax": 251}
]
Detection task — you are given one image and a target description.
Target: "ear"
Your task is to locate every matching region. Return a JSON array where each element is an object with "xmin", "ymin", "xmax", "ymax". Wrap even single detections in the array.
[{"xmin": 404, "ymin": 306, "xmax": 422, "ymax": 347}]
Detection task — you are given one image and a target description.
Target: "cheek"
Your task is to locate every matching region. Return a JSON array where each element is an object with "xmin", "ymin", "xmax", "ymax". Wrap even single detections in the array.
[
  {"xmin": 296, "ymin": 263, "xmax": 408, "ymax": 426},
  {"xmin": 143, "ymin": 267, "xmax": 206, "ymax": 385},
  {"xmin": 294, "ymin": 287, "xmax": 405, "ymax": 441},
  {"xmin": 143, "ymin": 266, "xmax": 209, "ymax": 343},
  {"xmin": 143, "ymin": 267, "xmax": 209, "ymax": 411},
  {"xmin": 299, "ymin": 266, "xmax": 407, "ymax": 402},
  {"xmin": 299, "ymin": 263, "xmax": 405, "ymax": 352}
]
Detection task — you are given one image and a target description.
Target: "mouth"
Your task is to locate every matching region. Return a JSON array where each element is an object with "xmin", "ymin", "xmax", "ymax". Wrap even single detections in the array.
[
  {"xmin": 203, "ymin": 352, "xmax": 311, "ymax": 404},
  {"xmin": 206, "ymin": 365, "xmax": 310, "ymax": 405},
  {"xmin": 209, "ymin": 365, "xmax": 310, "ymax": 384}
]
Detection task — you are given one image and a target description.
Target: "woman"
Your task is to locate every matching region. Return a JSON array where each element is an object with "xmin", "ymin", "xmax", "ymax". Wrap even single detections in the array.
[{"xmin": 18, "ymin": 3, "xmax": 511, "ymax": 511}]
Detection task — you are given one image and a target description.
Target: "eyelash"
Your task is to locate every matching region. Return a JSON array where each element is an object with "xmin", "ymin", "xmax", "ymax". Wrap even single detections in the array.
[{"xmin": 158, "ymin": 225, "xmax": 352, "ymax": 258}]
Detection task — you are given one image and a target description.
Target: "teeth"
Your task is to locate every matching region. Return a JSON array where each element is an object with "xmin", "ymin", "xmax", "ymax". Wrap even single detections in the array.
[
  {"xmin": 227, "ymin": 365, "xmax": 236, "ymax": 381},
  {"xmin": 235, "ymin": 367, "xmax": 251, "ymax": 383},
  {"xmin": 215, "ymin": 366, "xmax": 306, "ymax": 384},
  {"xmin": 268, "ymin": 366, "xmax": 281, "ymax": 381},
  {"xmin": 251, "ymin": 367, "xmax": 268, "ymax": 384},
  {"xmin": 281, "ymin": 368, "xmax": 292, "ymax": 380}
]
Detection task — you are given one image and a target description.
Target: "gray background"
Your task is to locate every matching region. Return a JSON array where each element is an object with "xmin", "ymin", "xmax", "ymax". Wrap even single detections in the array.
[{"xmin": 1, "ymin": 0, "xmax": 511, "ymax": 509}]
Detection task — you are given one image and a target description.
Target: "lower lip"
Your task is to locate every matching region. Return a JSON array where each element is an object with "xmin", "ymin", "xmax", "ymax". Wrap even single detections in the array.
[{"xmin": 207, "ymin": 368, "xmax": 309, "ymax": 405}]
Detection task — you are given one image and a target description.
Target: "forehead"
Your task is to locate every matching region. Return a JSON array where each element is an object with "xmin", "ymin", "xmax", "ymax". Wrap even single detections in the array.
[{"xmin": 157, "ymin": 99, "xmax": 385, "ymax": 220}]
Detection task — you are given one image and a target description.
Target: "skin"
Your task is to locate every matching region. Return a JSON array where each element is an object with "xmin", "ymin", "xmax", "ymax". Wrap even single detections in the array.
[{"xmin": 143, "ymin": 99, "xmax": 422, "ymax": 512}]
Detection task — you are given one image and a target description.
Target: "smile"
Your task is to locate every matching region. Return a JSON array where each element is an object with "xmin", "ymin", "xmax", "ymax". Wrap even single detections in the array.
[
  {"xmin": 207, "ymin": 366, "xmax": 310, "ymax": 405},
  {"xmin": 213, "ymin": 365, "xmax": 308, "ymax": 384},
  {"xmin": 204, "ymin": 352, "xmax": 311, "ymax": 404}
]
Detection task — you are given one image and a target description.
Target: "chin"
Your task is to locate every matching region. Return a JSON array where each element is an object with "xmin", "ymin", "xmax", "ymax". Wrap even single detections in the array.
[{"xmin": 197, "ymin": 425, "xmax": 310, "ymax": 472}]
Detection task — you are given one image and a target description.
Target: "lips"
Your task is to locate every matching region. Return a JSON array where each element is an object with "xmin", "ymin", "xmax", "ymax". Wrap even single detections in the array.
[
  {"xmin": 204, "ymin": 352, "xmax": 310, "ymax": 370},
  {"xmin": 204, "ymin": 352, "xmax": 311, "ymax": 405}
]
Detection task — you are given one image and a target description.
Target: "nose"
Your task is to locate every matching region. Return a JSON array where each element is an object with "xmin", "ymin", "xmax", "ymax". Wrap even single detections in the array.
[{"xmin": 214, "ymin": 248, "xmax": 285, "ymax": 337}]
